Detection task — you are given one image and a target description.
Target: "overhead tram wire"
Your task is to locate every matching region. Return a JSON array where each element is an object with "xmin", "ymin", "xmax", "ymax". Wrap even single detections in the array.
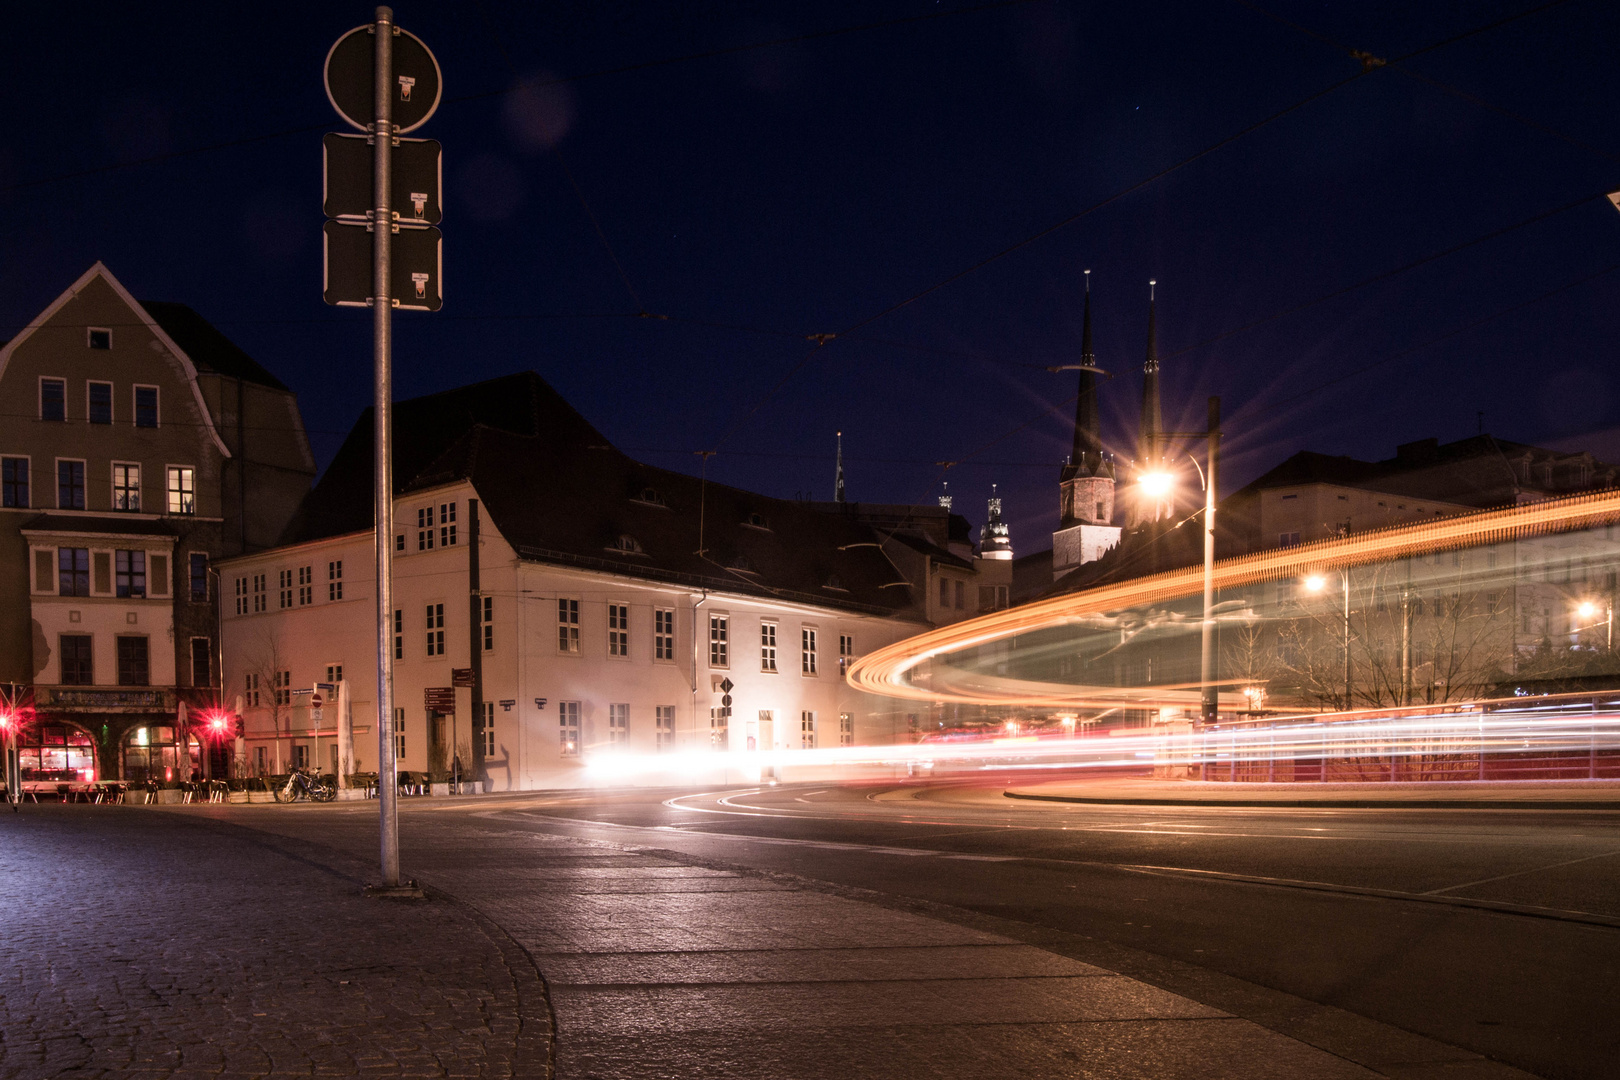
[
  {"xmin": 701, "ymin": 0, "xmax": 1580, "ymax": 454},
  {"xmin": 0, "ymin": 0, "xmax": 1045, "ymax": 198}
]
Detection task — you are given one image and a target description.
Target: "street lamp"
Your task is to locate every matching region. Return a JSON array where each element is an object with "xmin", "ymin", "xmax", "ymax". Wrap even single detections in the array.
[
  {"xmin": 1151, "ymin": 398, "xmax": 1222, "ymax": 723},
  {"xmin": 1574, "ymin": 600, "xmax": 1613, "ymax": 650},
  {"xmin": 1305, "ymin": 569, "xmax": 1353, "ymax": 709}
]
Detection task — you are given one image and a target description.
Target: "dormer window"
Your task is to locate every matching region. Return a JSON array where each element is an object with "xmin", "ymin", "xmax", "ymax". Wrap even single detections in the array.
[
  {"xmin": 742, "ymin": 512, "xmax": 769, "ymax": 530},
  {"xmin": 632, "ymin": 487, "xmax": 667, "ymax": 508},
  {"xmin": 729, "ymin": 554, "xmax": 756, "ymax": 573},
  {"xmin": 607, "ymin": 534, "xmax": 645, "ymax": 556},
  {"xmin": 822, "ymin": 574, "xmax": 847, "ymax": 591},
  {"xmin": 88, "ymin": 327, "xmax": 112, "ymax": 350}
]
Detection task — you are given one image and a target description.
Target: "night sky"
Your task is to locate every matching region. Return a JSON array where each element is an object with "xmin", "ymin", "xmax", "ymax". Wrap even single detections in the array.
[{"xmin": 3, "ymin": 1, "xmax": 1617, "ymax": 553}]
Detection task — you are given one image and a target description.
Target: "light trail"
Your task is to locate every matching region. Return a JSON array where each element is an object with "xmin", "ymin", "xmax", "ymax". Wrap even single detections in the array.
[
  {"xmin": 847, "ymin": 487, "xmax": 1620, "ymax": 707},
  {"xmin": 580, "ymin": 697, "xmax": 1620, "ymax": 782}
]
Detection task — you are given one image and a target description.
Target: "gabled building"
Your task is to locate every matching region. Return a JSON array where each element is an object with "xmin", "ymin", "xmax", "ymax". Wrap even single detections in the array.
[
  {"xmin": 1, "ymin": 263, "xmax": 314, "ymax": 784},
  {"xmin": 219, "ymin": 372, "xmax": 933, "ymax": 789}
]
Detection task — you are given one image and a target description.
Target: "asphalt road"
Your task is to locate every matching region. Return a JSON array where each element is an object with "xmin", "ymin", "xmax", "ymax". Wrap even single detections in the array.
[{"xmin": 462, "ymin": 778, "xmax": 1620, "ymax": 1080}]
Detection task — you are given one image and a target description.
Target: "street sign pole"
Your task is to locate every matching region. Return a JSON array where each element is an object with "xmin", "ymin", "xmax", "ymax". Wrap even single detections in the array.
[{"xmin": 372, "ymin": 4, "xmax": 400, "ymax": 889}]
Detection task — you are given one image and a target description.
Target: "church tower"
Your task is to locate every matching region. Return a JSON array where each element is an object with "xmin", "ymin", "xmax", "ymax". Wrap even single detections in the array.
[
  {"xmin": 1052, "ymin": 272, "xmax": 1121, "ymax": 579},
  {"xmin": 1129, "ymin": 280, "xmax": 1172, "ymax": 527},
  {"xmin": 981, "ymin": 484, "xmax": 1013, "ymax": 560}
]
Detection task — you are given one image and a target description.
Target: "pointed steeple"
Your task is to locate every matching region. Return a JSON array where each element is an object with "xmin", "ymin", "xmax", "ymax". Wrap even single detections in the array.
[
  {"xmin": 1061, "ymin": 270, "xmax": 1102, "ymax": 482},
  {"xmin": 937, "ymin": 480, "xmax": 952, "ymax": 511},
  {"xmin": 1139, "ymin": 279, "xmax": 1162, "ymax": 468},
  {"xmin": 834, "ymin": 431, "xmax": 846, "ymax": 503},
  {"xmin": 981, "ymin": 483, "xmax": 1013, "ymax": 559}
]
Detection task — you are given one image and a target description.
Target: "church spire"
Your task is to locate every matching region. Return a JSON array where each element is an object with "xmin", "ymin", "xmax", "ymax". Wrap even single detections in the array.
[
  {"xmin": 1139, "ymin": 279, "xmax": 1162, "ymax": 468},
  {"xmin": 1062, "ymin": 270, "xmax": 1102, "ymax": 481},
  {"xmin": 834, "ymin": 431, "xmax": 846, "ymax": 503}
]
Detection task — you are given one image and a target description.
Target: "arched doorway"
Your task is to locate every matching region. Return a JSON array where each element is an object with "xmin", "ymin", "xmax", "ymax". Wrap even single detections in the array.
[
  {"xmin": 121, "ymin": 725, "xmax": 201, "ymax": 784},
  {"xmin": 17, "ymin": 722, "xmax": 98, "ymax": 782}
]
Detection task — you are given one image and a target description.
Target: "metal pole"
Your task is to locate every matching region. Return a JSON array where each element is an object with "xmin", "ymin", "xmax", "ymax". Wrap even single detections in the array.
[
  {"xmin": 1199, "ymin": 397, "xmax": 1219, "ymax": 723},
  {"xmin": 468, "ymin": 499, "xmax": 483, "ymax": 791},
  {"xmin": 372, "ymin": 5, "xmax": 400, "ymax": 888},
  {"xmin": 1342, "ymin": 570, "xmax": 1352, "ymax": 709}
]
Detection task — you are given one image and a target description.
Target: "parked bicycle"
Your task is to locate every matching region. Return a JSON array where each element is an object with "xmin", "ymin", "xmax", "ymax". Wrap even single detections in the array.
[{"xmin": 272, "ymin": 767, "xmax": 336, "ymax": 803}]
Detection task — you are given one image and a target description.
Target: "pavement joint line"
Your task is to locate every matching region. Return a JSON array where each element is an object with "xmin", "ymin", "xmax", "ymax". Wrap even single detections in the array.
[{"xmin": 1418, "ymin": 847, "xmax": 1620, "ymax": 895}]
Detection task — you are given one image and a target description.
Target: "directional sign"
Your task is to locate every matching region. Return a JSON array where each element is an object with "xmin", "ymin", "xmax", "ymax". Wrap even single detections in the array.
[
  {"xmin": 719, "ymin": 678, "xmax": 735, "ymax": 694},
  {"xmin": 323, "ymin": 220, "xmax": 442, "ymax": 311},
  {"xmin": 324, "ymin": 133, "xmax": 442, "ymax": 224},
  {"xmin": 424, "ymin": 687, "xmax": 456, "ymax": 712},
  {"xmin": 325, "ymin": 24, "xmax": 442, "ymax": 134},
  {"xmin": 451, "ymin": 668, "xmax": 474, "ymax": 688}
]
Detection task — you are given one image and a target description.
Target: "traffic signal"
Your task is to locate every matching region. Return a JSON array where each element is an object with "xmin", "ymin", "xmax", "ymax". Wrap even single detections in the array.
[{"xmin": 234, "ymin": 717, "xmax": 245, "ymax": 739}]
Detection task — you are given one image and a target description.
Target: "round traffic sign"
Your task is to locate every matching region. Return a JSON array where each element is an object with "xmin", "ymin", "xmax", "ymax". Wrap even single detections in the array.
[{"xmin": 325, "ymin": 23, "xmax": 442, "ymax": 134}]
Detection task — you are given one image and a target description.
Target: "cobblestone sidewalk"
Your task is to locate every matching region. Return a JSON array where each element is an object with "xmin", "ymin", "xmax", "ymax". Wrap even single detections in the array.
[{"xmin": 0, "ymin": 807, "xmax": 550, "ymax": 1080}]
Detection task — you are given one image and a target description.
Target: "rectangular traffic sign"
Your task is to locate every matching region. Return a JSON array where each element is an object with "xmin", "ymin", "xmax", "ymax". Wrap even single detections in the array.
[
  {"xmin": 323, "ymin": 133, "xmax": 442, "ymax": 225},
  {"xmin": 323, "ymin": 220, "xmax": 442, "ymax": 311}
]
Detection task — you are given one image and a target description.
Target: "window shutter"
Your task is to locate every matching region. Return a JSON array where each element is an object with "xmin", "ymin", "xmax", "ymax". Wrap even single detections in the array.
[
  {"xmin": 93, "ymin": 552, "xmax": 112, "ymax": 594},
  {"xmin": 34, "ymin": 549, "xmax": 53, "ymax": 592},
  {"xmin": 150, "ymin": 554, "xmax": 170, "ymax": 596}
]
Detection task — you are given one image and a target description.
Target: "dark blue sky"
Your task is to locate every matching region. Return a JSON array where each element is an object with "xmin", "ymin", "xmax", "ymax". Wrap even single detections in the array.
[{"xmin": 3, "ymin": 1, "xmax": 1617, "ymax": 552}]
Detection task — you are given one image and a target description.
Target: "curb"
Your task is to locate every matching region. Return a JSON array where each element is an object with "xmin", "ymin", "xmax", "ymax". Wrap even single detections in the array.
[{"xmin": 1003, "ymin": 789, "xmax": 1620, "ymax": 810}]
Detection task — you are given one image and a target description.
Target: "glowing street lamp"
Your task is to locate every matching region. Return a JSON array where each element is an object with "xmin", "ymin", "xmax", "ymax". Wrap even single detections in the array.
[
  {"xmin": 1305, "ymin": 569, "xmax": 1353, "ymax": 710},
  {"xmin": 1138, "ymin": 470, "xmax": 1175, "ymax": 499},
  {"xmin": 1574, "ymin": 599, "xmax": 1613, "ymax": 651}
]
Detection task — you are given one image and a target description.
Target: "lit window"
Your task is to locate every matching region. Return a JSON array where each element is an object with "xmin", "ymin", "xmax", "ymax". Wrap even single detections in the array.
[
  {"xmin": 112, "ymin": 463, "xmax": 140, "ymax": 512},
  {"xmin": 654, "ymin": 608, "xmax": 675, "ymax": 661},
  {"xmin": 839, "ymin": 712, "xmax": 854, "ymax": 746},
  {"xmin": 709, "ymin": 615, "xmax": 728, "ymax": 667},
  {"xmin": 425, "ymin": 603, "xmax": 444, "ymax": 655},
  {"xmin": 608, "ymin": 603, "xmax": 629, "ymax": 657},
  {"xmin": 609, "ymin": 703, "xmax": 629, "ymax": 744},
  {"xmin": 328, "ymin": 560, "xmax": 343, "ymax": 601},
  {"xmin": 801, "ymin": 628, "xmax": 817, "ymax": 675},
  {"xmin": 134, "ymin": 386, "xmax": 158, "ymax": 428},
  {"xmin": 559, "ymin": 701, "xmax": 581, "ymax": 756},
  {"xmin": 167, "ymin": 466, "xmax": 195, "ymax": 514},
  {"xmin": 656, "ymin": 705, "xmax": 674, "ymax": 750},
  {"xmin": 558, "ymin": 599, "xmax": 579, "ymax": 653},
  {"xmin": 760, "ymin": 622, "xmax": 777, "ymax": 672},
  {"xmin": 115, "ymin": 550, "xmax": 146, "ymax": 598},
  {"xmin": 2, "ymin": 457, "xmax": 28, "ymax": 508},
  {"xmin": 839, "ymin": 634, "xmax": 854, "ymax": 674},
  {"xmin": 40, "ymin": 379, "xmax": 65, "ymax": 422},
  {"xmin": 88, "ymin": 381, "xmax": 112, "ymax": 424}
]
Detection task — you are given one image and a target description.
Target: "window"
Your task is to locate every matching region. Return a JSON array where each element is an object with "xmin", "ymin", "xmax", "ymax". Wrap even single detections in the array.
[
  {"xmin": 938, "ymin": 577, "xmax": 949, "ymax": 608},
  {"xmin": 112, "ymin": 463, "xmax": 141, "ymax": 511},
  {"xmin": 709, "ymin": 614, "xmax": 729, "ymax": 667},
  {"xmin": 2, "ymin": 457, "xmax": 27, "ymax": 508},
  {"xmin": 115, "ymin": 550, "xmax": 146, "ymax": 598},
  {"xmin": 57, "ymin": 460, "xmax": 85, "ymax": 509},
  {"xmin": 801, "ymin": 628, "xmax": 817, "ymax": 675},
  {"xmin": 272, "ymin": 670, "xmax": 291, "ymax": 707},
  {"xmin": 40, "ymin": 378, "xmax": 65, "ymax": 421},
  {"xmin": 839, "ymin": 712, "xmax": 854, "ymax": 747},
  {"xmin": 801, "ymin": 711, "xmax": 816, "ymax": 748},
  {"xmin": 481, "ymin": 702, "xmax": 495, "ymax": 756},
  {"xmin": 1279, "ymin": 531, "xmax": 1301, "ymax": 547},
  {"xmin": 325, "ymin": 664, "xmax": 344, "ymax": 685},
  {"xmin": 278, "ymin": 569, "xmax": 292, "ymax": 608},
  {"xmin": 416, "ymin": 507, "xmax": 435, "ymax": 550},
  {"xmin": 134, "ymin": 386, "xmax": 158, "ymax": 428},
  {"xmin": 149, "ymin": 553, "xmax": 169, "ymax": 597},
  {"xmin": 654, "ymin": 608, "xmax": 675, "ymax": 661},
  {"xmin": 558, "ymin": 599, "xmax": 579, "ymax": 652},
  {"xmin": 756, "ymin": 710, "xmax": 773, "ymax": 750},
  {"xmin": 244, "ymin": 673, "xmax": 260, "ymax": 708},
  {"xmin": 393, "ymin": 708, "xmax": 406, "ymax": 760},
  {"xmin": 88, "ymin": 381, "xmax": 113, "ymax": 424},
  {"xmin": 116, "ymin": 636, "xmax": 149, "ymax": 686},
  {"xmin": 839, "ymin": 634, "xmax": 854, "ymax": 674},
  {"xmin": 292, "ymin": 744, "xmax": 308, "ymax": 770},
  {"xmin": 439, "ymin": 502, "xmax": 457, "ymax": 546},
  {"xmin": 760, "ymin": 622, "xmax": 778, "ymax": 672},
  {"xmin": 559, "ymin": 701, "xmax": 581, "ymax": 756},
  {"xmin": 710, "ymin": 706, "xmax": 728, "ymax": 748},
  {"xmin": 393, "ymin": 609, "xmax": 403, "ymax": 660},
  {"xmin": 656, "ymin": 705, "xmax": 674, "ymax": 750},
  {"xmin": 327, "ymin": 560, "xmax": 343, "ymax": 601},
  {"xmin": 60, "ymin": 635, "xmax": 93, "ymax": 685},
  {"xmin": 88, "ymin": 327, "xmax": 111, "ymax": 350},
  {"xmin": 394, "ymin": 533, "xmax": 404, "ymax": 552},
  {"xmin": 191, "ymin": 638, "xmax": 212, "ymax": 687},
  {"xmin": 93, "ymin": 552, "xmax": 111, "ymax": 594},
  {"xmin": 954, "ymin": 580, "xmax": 965, "ymax": 610},
  {"xmin": 297, "ymin": 566, "xmax": 313, "ymax": 605},
  {"xmin": 190, "ymin": 554, "xmax": 209, "ymax": 601},
  {"xmin": 481, "ymin": 596, "xmax": 493, "ymax": 650},
  {"xmin": 608, "ymin": 603, "xmax": 629, "ymax": 657},
  {"xmin": 166, "ymin": 466, "xmax": 195, "ymax": 514},
  {"xmin": 609, "ymin": 703, "xmax": 629, "ymax": 745},
  {"xmin": 978, "ymin": 586, "xmax": 996, "ymax": 614},
  {"xmin": 426, "ymin": 603, "xmax": 445, "ymax": 655},
  {"xmin": 59, "ymin": 548, "xmax": 89, "ymax": 597},
  {"xmin": 255, "ymin": 746, "xmax": 267, "ymax": 774},
  {"xmin": 32, "ymin": 548, "xmax": 53, "ymax": 593},
  {"xmin": 253, "ymin": 573, "xmax": 266, "ymax": 612}
]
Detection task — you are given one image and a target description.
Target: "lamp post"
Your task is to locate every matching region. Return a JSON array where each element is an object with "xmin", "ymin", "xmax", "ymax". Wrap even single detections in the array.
[
  {"xmin": 1139, "ymin": 397, "xmax": 1222, "ymax": 723},
  {"xmin": 1306, "ymin": 570, "xmax": 1353, "ymax": 709},
  {"xmin": 1575, "ymin": 600, "xmax": 1613, "ymax": 651}
]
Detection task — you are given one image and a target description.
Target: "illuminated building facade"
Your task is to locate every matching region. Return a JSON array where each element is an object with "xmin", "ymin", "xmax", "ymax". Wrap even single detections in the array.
[
  {"xmin": 0, "ymin": 263, "xmax": 313, "ymax": 783},
  {"xmin": 219, "ymin": 374, "xmax": 933, "ymax": 789}
]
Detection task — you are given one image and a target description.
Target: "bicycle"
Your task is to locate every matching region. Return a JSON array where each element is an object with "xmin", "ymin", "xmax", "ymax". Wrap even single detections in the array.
[{"xmin": 272, "ymin": 767, "xmax": 336, "ymax": 803}]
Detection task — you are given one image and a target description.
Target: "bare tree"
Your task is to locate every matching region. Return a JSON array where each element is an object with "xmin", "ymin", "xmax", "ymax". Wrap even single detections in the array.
[{"xmin": 241, "ymin": 630, "xmax": 290, "ymax": 775}]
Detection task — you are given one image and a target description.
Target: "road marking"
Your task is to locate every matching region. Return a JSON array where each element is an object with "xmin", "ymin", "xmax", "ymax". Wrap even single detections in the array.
[{"xmin": 1420, "ymin": 848, "xmax": 1620, "ymax": 896}]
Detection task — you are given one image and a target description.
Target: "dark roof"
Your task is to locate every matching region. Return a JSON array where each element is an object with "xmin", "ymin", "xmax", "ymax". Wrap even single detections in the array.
[
  {"xmin": 140, "ymin": 301, "xmax": 290, "ymax": 391},
  {"xmin": 281, "ymin": 372, "xmax": 923, "ymax": 618},
  {"xmin": 20, "ymin": 514, "xmax": 178, "ymax": 539}
]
